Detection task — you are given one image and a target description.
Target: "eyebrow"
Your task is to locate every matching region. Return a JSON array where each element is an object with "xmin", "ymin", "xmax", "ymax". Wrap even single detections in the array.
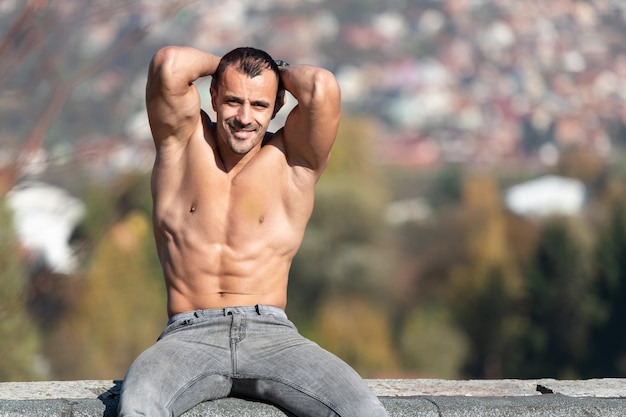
[{"xmin": 224, "ymin": 94, "xmax": 271, "ymax": 108}]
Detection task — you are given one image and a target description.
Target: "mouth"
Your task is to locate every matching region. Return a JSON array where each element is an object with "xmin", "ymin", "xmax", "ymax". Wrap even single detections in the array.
[
  {"xmin": 229, "ymin": 123, "xmax": 257, "ymax": 140},
  {"xmin": 232, "ymin": 129, "xmax": 255, "ymax": 140}
]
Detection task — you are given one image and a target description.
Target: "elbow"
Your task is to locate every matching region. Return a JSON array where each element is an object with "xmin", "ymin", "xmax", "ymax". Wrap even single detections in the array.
[
  {"xmin": 148, "ymin": 46, "xmax": 189, "ymax": 94},
  {"xmin": 308, "ymin": 68, "xmax": 341, "ymax": 107},
  {"xmin": 150, "ymin": 46, "xmax": 182, "ymax": 75}
]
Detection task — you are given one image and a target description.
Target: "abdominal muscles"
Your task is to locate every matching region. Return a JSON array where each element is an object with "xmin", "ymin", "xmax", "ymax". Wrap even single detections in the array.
[{"xmin": 157, "ymin": 211, "xmax": 300, "ymax": 316}]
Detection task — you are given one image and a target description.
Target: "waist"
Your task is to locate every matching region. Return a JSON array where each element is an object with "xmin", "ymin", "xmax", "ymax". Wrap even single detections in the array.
[{"xmin": 167, "ymin": 304, "xmax": 286, "ymax": 325}]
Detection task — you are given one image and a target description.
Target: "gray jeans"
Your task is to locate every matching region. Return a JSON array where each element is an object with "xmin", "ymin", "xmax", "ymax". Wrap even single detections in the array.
[{"xmin": 118, "ymin": 305, "xmax": 388, "ymax": 417}]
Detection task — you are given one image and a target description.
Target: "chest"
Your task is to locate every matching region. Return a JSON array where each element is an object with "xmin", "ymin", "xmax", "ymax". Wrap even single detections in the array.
[
  {"xmin": 152, "ymin": 133, "xmax": 314, "ymax": 245},
  {"xmin": 162, "ymin": 146, "xmax": 291, "ymax": 231}
]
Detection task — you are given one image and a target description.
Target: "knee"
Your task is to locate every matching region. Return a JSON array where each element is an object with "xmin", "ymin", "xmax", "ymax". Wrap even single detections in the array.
[{"xmin": 118, "ymin": 381, "xmax": 169, "ymax": 417}]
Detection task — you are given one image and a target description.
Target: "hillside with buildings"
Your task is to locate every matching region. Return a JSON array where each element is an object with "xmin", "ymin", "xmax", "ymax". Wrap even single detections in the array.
[{"xmin": 2, "ymin": 0, "xmax": 626, "ymax": 180}]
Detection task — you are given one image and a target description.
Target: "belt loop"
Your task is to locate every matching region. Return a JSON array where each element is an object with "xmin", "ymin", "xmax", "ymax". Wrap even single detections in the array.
[{"xmin": 255, "ymin": 304, "xmax": 262, "ymax": 315}]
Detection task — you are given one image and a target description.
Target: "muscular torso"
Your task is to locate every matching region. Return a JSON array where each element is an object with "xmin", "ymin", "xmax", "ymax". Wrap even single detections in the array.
[{"xmin": 152, "ymin": 113, "xmax": 315, "ymax": 317}]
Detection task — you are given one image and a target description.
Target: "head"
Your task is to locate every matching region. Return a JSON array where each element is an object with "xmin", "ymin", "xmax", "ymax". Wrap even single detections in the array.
[
  {"xmin": 210, "ymin": 47, "xmax": 286, "ymax": 155},
  {"xmin": 211, "ymin": 47, "xmax": 285, "ymax": 105}
]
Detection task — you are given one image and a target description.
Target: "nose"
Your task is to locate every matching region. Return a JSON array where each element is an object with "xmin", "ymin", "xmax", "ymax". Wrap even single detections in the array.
[{"xmin": 236, "ymin": 103, "xmax": 252, "ymax": 125}]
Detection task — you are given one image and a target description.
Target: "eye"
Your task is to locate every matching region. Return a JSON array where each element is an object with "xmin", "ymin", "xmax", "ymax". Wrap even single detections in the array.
[
  {"xmin": 223, "ymin": 96, "xmax": 242, "ymax": 106},
  {"xmin": 252, "ymin": 101, "xmax": 270, "ymax": 110}
]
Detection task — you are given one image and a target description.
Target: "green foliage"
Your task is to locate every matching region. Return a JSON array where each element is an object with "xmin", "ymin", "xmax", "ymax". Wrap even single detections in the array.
[
  {"xmin": 446, "ymin": 175, "xmax": 526, "ymax": 378},
  {"xmin": 288, "ymin": 116, "xmax": 394, "ymax": 326},
  {"xmin": 429, "ymin": 165, "xmax": 464, "ymax": 209},
  {"xmin": 8, "ymin": 119, "xmax": 626, "ymax": 382},
  {"xmin": 14, "ymin": 171, "xmax": 164, "ymax": 381},
  {"xmin": 556, "ymin": 147, "xmax": 605, "ymax": 186},
  {"xmin": 46, "ymin": 210, "xmax": 166, "ymax": 380},
  {"xmin": 0, "ymin": 202, "xmax": 44, "ymax": 381},
  {"xmin": 586, "ymin": 199, "xmax": 626, "ymax": 376},
  {"xmin": 451, "ymin": 264, "xmax": 527, "ymax": 378},
  {"xmin": 387, "ymin": 166, "xmax": 626, "ymax": 379},
  {"xmin": 399, "ymin": 307, "xmax": 468, "ymax": 379},
  {"xmin": 78, "ymin": 181, "xmax": 117, "ymax": 242},
  {"xmin": 324, "ymin": 116, "xmax": 380, "ymax": 180},
  {"xmin": 515, "ymin": 216, "xmax": 597, "ymax": 378},
  {"xmin": 290, "ymin": 184, "xmax": 394, "ymax": 335},
  {"xmin": 286, "ymin": 116, "xmax": 404, "ymax": 376},
  {"xmin": 310, "ymin": 296, "xmax": 399, "ymax": 378},
  {"xmin": 78, "ymin": 172, "xmax": 153, "ymax": 242}
]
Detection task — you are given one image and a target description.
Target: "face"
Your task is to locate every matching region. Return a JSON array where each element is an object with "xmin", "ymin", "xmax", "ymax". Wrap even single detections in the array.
[{"xmin": 211, "ymin": 66, "xmax": 279, "ymax": 155}]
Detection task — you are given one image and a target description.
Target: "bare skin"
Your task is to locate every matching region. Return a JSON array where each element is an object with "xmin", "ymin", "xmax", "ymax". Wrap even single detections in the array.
[{"xmin": 146, "ymin": 46, "xmax": 341, "ymax": 317}]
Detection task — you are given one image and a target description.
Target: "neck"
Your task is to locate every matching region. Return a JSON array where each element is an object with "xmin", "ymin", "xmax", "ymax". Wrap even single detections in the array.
[{"xmin": 214, "ymin": 133, "xmax": 260, "ymax": 174}]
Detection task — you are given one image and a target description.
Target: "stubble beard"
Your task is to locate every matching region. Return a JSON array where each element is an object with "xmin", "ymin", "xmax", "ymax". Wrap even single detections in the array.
[
  {"xmin": 228, "ymin": 138, "xmax": 255, "ymax": 155},
  {"xmin": 225, "ymin": 121, "xmax": 265, "ymax": 155}
]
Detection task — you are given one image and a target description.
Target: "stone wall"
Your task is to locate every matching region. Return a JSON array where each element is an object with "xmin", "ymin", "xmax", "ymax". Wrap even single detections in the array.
[{"xmin": 0, "ymin": 379, "xmax": 625, "ymax": 416}]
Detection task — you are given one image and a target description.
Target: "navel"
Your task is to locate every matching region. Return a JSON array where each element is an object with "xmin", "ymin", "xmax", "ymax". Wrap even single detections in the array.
[
  {"xmin": 189, "ymin": 203, "xmax": 197, "ymax": 213},
  {"xmin": 259, "ymin": 215, "xmax": 264, "ymax": 224}
]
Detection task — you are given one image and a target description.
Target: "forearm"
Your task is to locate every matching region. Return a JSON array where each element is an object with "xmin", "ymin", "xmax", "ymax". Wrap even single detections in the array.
[
  {"xmin": 148, "ymin": 46, "xmax": 221, "ymax": 94},
  {"xmin": 279, "ymin": 64, "xmax": 340, "ymax": 109}
]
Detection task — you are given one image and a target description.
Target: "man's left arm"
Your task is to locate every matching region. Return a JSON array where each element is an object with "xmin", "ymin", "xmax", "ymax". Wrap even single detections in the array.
[{"xmin": 279, "ymin": 64, "xmax": 341, "ymax": 177}]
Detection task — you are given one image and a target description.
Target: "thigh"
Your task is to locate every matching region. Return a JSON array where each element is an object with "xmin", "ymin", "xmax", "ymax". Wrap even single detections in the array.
[
  {"xmin": 118, "ymin": 319, "xmax": 233, "ymax": 417},
  {"xmin": 238, "ymin": 315, "xmax": 388, "ymax": 417}
]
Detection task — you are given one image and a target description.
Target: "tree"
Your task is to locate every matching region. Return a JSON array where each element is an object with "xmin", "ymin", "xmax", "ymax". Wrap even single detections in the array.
[
  {"xmin": 311, "ymin": 296, "xmax": 399, "ymax": 377},
  {"xmin": 447, "ymin": 174, "xmax": 526, "ymax": 378},
  {"xmin": 586, "ymin": 199, "xmax": 626, "ymax": 377},
  {"xmin": 46, "ymin": 210, "xmax": 165, "ymax": 379},
  {"xmin": 517, "ymin": 216, "xmax": 596, "ymax": 378},
  {"xmin": 0, "ymin": 0, "xmax": 194, "ymax": 381},
  {"xmin": 288, "ymin": 116, "xmax": 393, "ymax": 326},
  {"xmin": 287, "ymin": 116, "xmax": 399, "ymax": 376},
  {"xmin": 0, "ymin": 0, "xmax": 193, "ymax": 195},
  {"xmin": 399, "ymin": 306, "xmax": 468, "ymax": 379},
  {"xmin": 0, "ymin": 202, "xmax": 44, "ymax": 381}
]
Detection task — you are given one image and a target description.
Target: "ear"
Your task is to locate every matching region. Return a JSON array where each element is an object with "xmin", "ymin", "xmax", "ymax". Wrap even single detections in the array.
[
  {"xmin": 210, "ymin": 84, "xmax": 218, "ymax": 113},
  {"xmin": 272, "ymin": 90, "xmax": 285, "ymax": 119}
]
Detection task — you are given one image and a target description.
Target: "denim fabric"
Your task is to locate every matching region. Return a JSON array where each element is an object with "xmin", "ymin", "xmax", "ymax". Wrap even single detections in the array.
[{"xmin": 118, "ymin": 305, "xmax": 388, "ymax": 417}]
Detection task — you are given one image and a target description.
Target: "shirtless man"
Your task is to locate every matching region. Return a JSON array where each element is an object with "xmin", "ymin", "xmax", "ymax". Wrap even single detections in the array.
[{"xmin": 117, "ymin": 46, "xmax": 389, "ymax": 417}]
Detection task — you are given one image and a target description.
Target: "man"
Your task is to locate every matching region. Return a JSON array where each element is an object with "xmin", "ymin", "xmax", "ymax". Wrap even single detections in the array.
[{"xmin": 117, "ymin": 45, "xmax": 389, "ymax": 417}]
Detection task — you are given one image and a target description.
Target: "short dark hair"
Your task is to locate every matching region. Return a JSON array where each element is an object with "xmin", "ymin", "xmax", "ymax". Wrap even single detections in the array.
[{"xmin": 211, "ymin": 47, "xmax": 284, "ymax": 99}]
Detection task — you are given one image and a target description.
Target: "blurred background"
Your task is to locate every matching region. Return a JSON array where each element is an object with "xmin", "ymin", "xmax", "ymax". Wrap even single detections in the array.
[{"xmin": 2, "ymin": 0, "xmax": 626, "ymax": 382}]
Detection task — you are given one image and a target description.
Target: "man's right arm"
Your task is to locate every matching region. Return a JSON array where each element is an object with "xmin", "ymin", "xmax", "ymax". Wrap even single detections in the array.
[{"xmin": 146, "ymin": 46, "xmax": 220, "ymax": 149}]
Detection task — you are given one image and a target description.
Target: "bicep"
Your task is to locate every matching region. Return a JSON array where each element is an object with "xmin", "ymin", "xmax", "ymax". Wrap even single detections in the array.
[{"xmin": 146, "ymin": 79, "xmax": 202, "ymax": 148}]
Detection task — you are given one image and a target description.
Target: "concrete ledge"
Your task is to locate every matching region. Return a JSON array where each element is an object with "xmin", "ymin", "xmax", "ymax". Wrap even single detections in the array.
[{"xmin": 0, "ymin": 379, "xmax": 625, "ymax": 416}]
